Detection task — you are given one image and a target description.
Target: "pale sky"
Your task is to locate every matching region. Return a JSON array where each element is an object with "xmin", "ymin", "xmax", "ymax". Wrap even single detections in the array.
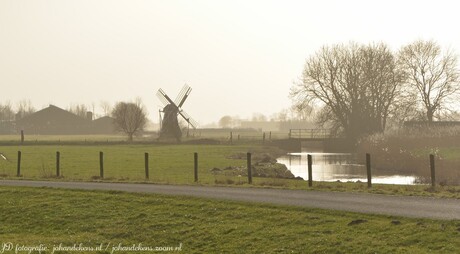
[{"xmin": 1, "ymin": 0, "xmax": 460, "ymax": 125}]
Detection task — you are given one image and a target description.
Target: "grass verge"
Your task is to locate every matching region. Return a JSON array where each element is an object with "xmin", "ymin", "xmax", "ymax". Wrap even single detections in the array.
[{"xmin": 0, "ymin": 186, "xmax": 459, "ymax": 253}]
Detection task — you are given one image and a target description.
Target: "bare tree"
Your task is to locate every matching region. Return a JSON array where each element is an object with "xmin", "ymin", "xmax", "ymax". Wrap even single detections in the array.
[
  {"xmin": 271, "ymin": 109, "xmax": 290, "ymax": 122},
  {"xmin": 67, "ymin": 104, "xmax": 89, "ymax": 118},
  {"xmin": 16, "ymin": 99, "xmax": 36, "ymax": 119},
  {"xmin": 100, "ymin": 101, "xmax": 112, "ymax": 116},
  {"xmin": 290, "ymin": 102, "xmax": 314, "ymax": 121},
  {"xmin": 0, "ymin": 102, "xmax": 15, "ymax": 121},
  {"xmin": 218, "ymin": 115, "xmax": 233, "ymax": 128},
  {"xmin": 398, "ymin": 40, "xmax": 460, "ymax": 122},
  {"xmin": 112, "ymin": 98, "xmax": 147, "ymax": 142},
  {"xmin": 291, "ymin": 42, "xmax": 404, "ymax": 140},
  {"xmin": 252, "ymin": 113, "xmax": 267, "ymax": 122}
]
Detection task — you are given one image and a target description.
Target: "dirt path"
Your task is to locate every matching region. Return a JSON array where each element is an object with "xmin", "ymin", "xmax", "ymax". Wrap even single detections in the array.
[{"xmin": 1, "ymin": 180, "xmax": 459, "ymax": 220}]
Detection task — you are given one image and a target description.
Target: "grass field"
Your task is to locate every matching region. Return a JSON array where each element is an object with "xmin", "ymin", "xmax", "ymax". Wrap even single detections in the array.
[
  {"xmin": 0, "ymin": 144, "xmax": 254, "ymax": 184},
  {"xmin": 0, "ymin": 186, "xmax": 459, "ymax": 253},
  {"xmin": 0, "ymin": 135, "xmax": 128, "ymax": 142},
  {"xmin": 0, "ymin": 128, "xmax": 278, "ymax": 143},
  {"xmin": 1, "ymin": 143, "xmax": 460, "ymax": 198}
]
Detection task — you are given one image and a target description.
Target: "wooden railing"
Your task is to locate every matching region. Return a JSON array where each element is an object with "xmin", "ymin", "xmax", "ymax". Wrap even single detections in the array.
[{"xmin": 288, "ymin": 129, "xmax": 331, "ymax": 139}]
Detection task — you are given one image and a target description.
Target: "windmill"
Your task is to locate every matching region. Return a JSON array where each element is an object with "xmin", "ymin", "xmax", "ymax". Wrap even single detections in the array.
[{"xmin": 156, "ymin": 84, "xmax": 198, "ymax": 141}]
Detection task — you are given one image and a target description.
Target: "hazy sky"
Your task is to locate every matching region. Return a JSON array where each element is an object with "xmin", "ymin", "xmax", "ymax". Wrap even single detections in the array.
[{"xmin": 1, "ymin": 0, "xmax": 460, "ymax": 125}]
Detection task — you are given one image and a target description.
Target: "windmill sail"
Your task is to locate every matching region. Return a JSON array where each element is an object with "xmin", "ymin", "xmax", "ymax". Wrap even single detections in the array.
[
  {"xmin": 175, "ymin": 84, "xmax": 189, "ymax": 105},
  {"xmin": 178, "ymin": 110, "xmax": 198, "ymax": 129},
  {"xmin": 157, "ymin": 88, "xmax": 175, "ymax": 106}
]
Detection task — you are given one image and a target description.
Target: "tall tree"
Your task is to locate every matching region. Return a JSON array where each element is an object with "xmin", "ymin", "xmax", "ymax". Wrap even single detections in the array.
[
  {"xmin": 290, "ymin": 102, "xmax": 314, "ymax": 121},
  {"xmin": 218, "ymin": 115, "xmax": 233, "ymax": 128},
  {"xmin": 16, "ymin": 99, "xmax": 36, "ymax": 119},
  {"xmin": 67, "ymin": 104, "xmax": 89, "ymax": 119},
  {"xmin": 0, "ymin": 102, "xmax": 15, "ymax": 121},
  {"xmin": 291, "ymin": 42, "xmax": 403, "ymax": 140},
  {"xmin": 398, "ymin": 40, "xmax": 460, "ymax": 122},
  {"xmin": 252, "ymin": 113, "xmax": 267, "ymax": 122},
  {"xmin": 112, "ymin": 99, "xmax": 147, "ymax": 142},
  {"xmin": 100, "ymin": 101, "xmax": 112, "ymax": 117}
]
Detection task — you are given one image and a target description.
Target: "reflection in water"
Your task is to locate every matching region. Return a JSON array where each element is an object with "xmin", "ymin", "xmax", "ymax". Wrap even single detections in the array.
[{"xmin": 278, "ymin": 153, "xmax": 417, "ymax": 185}]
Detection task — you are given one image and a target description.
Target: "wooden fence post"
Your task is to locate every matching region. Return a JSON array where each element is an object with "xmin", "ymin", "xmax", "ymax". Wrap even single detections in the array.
[
  {"xmin": 145, "ymin": 152, "xmax": 149, "ymax": 180},
  {"xmin": 308, "ymin": 154, "xmax": 313, "ymax": 187},
  {"xmin": 269, "ymin": 131, "xmax": 272, "ymax": 141},
  {"xmin": 56, "ymin": 151, "xmax": 60, "ymax": 177},
  {"xmin": 230, "ymin": 132, "xmax": 233, "ymax": 145},
  {"xmin": 99, "ymin": 151, "xmax": 104, "ymax": 178},
  {"xmin": 194, "ymin": 152, "xmax": 198, "ymax": 182},
  {"xmin": 20, "ymin": 130, "xmax": 24, "ymax": 143},
  {"xmin": 263, "ymin": 132, "xmax": 266, "ymax": 144},
  {"xmin": 17, "ymin": 151, "xmax": 21, "ymax": 177},
  {"xmin": 430, "ymin": 154, "xmax": 435, "ymax": 187},
  {"xmin": 247, "ymin": 152, "xmax": 252, "ymax": 184},
  {"xmin": 366, "ymin": 153, "xmax": 372, "ymax": 188}
]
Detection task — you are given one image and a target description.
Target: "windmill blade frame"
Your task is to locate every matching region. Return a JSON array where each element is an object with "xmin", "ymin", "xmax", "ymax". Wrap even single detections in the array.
[
  {"xmin": 156, "ymin": 88, "xmax": 176, "ymax": 107},
  {"xmin": 178, "ymin": 110, "xmax": 198, "ymax": 129},
  {"xmin": 174, "ymin": 84, "xmax": 191, "ymax": 106},
  {"xmin": 177, "ymin": 86, "xmax": 192, "ymax": 108}
]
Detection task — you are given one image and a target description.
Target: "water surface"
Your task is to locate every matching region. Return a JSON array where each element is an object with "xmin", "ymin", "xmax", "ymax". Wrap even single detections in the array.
[{"xmin": 278, "ymin": 152, "xmax": 417, "ymax": 185}]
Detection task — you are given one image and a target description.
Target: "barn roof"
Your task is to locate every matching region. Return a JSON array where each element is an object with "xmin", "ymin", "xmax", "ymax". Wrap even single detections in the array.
[{"xmin": 16, "ymin": 104, "xmax": 87, "ymax": 125}]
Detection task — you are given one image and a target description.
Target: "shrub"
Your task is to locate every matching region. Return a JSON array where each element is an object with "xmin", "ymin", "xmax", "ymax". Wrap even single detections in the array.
[{"xmin": 357, "ymin": 128, "xmax": 460, "ymax": 185}]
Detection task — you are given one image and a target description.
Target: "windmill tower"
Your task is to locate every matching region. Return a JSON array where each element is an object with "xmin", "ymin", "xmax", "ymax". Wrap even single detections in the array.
[{"xmin": 157, "ymin": 84, "xmax": 198, "ymax": 141}]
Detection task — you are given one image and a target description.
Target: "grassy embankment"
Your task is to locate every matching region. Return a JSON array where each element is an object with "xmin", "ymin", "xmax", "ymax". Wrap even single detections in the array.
[
  {"xmin": 358, "ymin": 131, "xmax": 460, "ymax": 186},
  {"xmin": 1, "ymin": 143, "xmax": 460, "ymax": 198},
  {"xmin": 0, "ymin": 186, "xmax": 459, "ymax": 253}
]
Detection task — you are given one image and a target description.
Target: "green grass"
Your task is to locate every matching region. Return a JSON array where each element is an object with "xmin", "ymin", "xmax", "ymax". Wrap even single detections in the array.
[
  {"xmin": 357, "ymin": 133, "xmax": 460, "ymax": 185},
  {"xmin": 0, "ymin": 186, "xmax": 458, "ymax": 253},
  {"xmin": 0, "ymin": 130, "xmax": 287, "ymax": 144},
  {"xmin": 0, "ymin": 144, "xmax": 252, "ymax": 184},
  {"xmin": 414, "ymin": 146, "xmax": 460, "ymax": 160},
  {"xmin": 249, "ymin": 179, "xmax": 460, "ymax": 199},
  {"xmin": 1, "ymin": 143, "xmax": 460, "ymax": 198},
  {"xmin": 0, "ymin": 134, "xmax": 128, "ymax": 142}
]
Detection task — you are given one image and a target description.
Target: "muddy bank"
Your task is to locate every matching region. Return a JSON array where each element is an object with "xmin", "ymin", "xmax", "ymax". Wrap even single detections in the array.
[{"xmin": 212, "ymin": 149, "xmax": 298, "ymax": 179}]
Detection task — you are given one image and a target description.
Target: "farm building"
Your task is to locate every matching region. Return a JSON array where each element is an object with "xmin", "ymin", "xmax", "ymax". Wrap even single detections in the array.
[
  {"xmin": 15, "ymin": 105, "xmax": 116, "ymax": 135},
  {"xmin": 91, "ymin": 116, "xmax": 117, "ymax": 134}
]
